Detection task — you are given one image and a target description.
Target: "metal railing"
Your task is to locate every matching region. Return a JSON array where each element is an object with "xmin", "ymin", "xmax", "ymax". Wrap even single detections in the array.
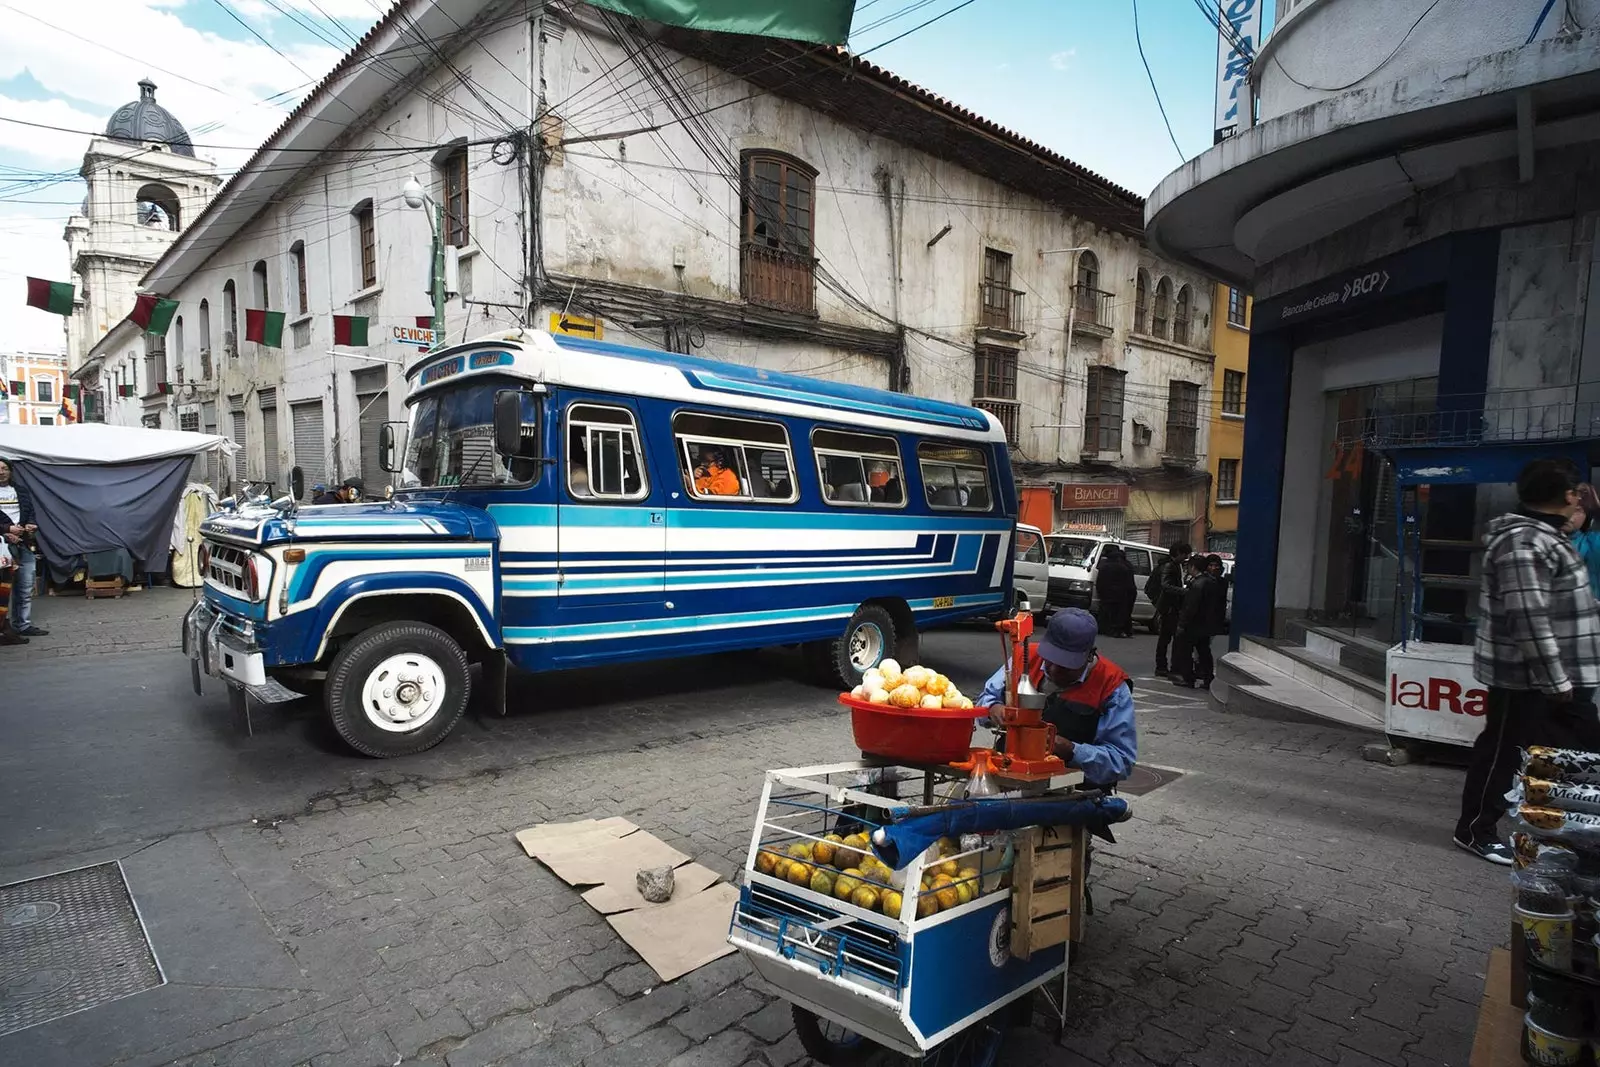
[
  {"xmin": 978, "ymin": 281, "xmax": 1024, "ymax": 332},
  {"xmin": 1338, "ymin": 398, "xmax": 1600, "ymax": 448},
  {"xmin": 1071, "ymin": 284, "xmax": 1114, "ymax": 328},
  {"xmin": 973, "ymin": 397, "xmax": 1019, "ymax": 445}
]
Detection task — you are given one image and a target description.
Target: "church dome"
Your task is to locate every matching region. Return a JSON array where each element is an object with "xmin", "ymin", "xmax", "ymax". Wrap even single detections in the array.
[{"xmin": 105, "ymin": 79, "xmax": 195, "ymax": 157}]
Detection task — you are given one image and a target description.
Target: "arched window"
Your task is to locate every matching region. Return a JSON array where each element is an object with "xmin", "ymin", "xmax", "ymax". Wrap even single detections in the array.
[
  {"xmin": 251, "ymin": 260, "xmax": 269, "ymax": 309},
  {"xmin": 1135, "ymin": 270, "xmax": 1150, "ymax": 332},
  {"xmin": 135, "ymin": 182, "xmax": 180, "ymax": 231},
  {"xmin": 289, "ymin": 240, "xmax": 308, "ymax": 315},
  {"xmin": 172, "ymin": 315, "xmax": 185, "ymax": 380},
  {"xmin": 222, "ymin": 280, "xmax": 238, "ymax": 355},
  {"xmin": 740, "ymin": 150, "xmax": 816, "ymax": 314},
  {"xmin": 198, "ymin": 298, "xmax": 212, "ymax": 378},
  {"xmin": 352, "ymin": 199, "xmax": 376, "ymax": 289},
  {"xmin": 1153, "ymin": 277, "xmax": 1172, "ymax": 338},
  {"xmin": 1173, "ymin": 285, "xmax": 1193, "ymax": 345},
  {"xmin": 1072, "ymin": 250, "xmax": 1103, "ymax": 325}
]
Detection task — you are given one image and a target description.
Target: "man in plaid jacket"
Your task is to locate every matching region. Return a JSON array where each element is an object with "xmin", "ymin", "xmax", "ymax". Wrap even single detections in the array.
[{"xmin": 1456, "ymin": 458, "xmax": 1600, "ymax": 864}]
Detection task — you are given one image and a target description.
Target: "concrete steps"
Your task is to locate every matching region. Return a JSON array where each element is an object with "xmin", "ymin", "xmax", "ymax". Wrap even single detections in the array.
[{"xmin": 1209, "ymin": 632, "xmax": 1386, "ymax": 735}]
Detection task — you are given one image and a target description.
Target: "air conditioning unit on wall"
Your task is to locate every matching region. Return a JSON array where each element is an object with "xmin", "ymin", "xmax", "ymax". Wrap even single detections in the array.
[{"xmin": 1132, "ymin": 420, "xmax": 1153, "ymax": 446}]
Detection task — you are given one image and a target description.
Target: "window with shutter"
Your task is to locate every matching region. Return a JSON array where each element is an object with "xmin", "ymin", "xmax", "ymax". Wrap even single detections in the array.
[{"xmin": 740, "ymin": 152, "xmax": 816, "ymax": 314}]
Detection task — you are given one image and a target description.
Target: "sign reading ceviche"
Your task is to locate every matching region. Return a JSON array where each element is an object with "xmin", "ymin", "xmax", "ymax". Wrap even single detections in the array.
[{"xmin": 1386, "ymin": 642, "xmax": 1486, "ymax": 749}]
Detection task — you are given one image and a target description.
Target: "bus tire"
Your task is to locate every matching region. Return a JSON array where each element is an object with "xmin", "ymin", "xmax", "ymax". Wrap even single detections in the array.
[
  {"xmin": 325, "ymin": 622, "xmax": 471, "ymax": 758},
  {"xmin": 808, "ymin": 603, "xmax": 897, "ymax": 690}
]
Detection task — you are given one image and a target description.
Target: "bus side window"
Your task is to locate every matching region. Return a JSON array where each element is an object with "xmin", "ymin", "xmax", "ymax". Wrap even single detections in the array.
[
  {"xmin": 567, "ymin": 403, "xmax": 648, "ymax": 501},
  {"xmin": 672, "ymin": 411, "xmax": 798, "ymax": 504},
  {"xmin": 812, "ymin": 428, "xmax": 905, "ymax": 507},
  {"xmin": 918, "ymin": 442, "xmax": 991, "ymax": 511}
]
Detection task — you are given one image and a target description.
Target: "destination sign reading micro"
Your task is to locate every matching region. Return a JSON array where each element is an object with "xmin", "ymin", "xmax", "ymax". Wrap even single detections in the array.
[{"xmin": 420, "ymin": 357, "xmax": 464, "ymax": 385}]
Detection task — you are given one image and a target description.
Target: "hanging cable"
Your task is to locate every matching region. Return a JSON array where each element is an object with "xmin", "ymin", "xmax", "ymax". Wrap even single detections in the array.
[{"xmin": 1133, "ymin": 0, "xmax": 1186, "ymax": 162}]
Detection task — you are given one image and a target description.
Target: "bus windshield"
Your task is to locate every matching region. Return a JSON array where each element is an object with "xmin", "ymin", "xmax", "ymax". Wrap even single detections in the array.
[{"xmin": 402, "ymin": 378, "xmax": 541, "ymax": 489}]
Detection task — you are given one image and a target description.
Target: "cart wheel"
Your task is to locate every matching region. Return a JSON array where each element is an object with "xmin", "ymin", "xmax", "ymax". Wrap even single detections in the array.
[
  {"xmin": 919, "ymin": 1016, "xmax": 1008, "ymax": 1067},
  {"xmin": 791, "ymin": 1006, "xmax": 876, "ymax": 1067}
]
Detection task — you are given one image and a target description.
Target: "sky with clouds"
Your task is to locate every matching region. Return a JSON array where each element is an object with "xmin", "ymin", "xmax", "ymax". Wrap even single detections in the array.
[{"xmin": 1, "ymin": 0, "xmax": 1240, "ymax": 352}]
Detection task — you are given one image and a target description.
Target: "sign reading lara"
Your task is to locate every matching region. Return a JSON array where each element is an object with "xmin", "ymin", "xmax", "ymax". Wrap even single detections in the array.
[{"xmin": 1385, "ymin": 642, "xmax": 1485, "ymax": 749}]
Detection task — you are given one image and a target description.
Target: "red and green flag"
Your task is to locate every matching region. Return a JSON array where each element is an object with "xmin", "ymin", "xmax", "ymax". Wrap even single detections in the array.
[
  {"xmin": 129, "ymin": 293, "xmax": 179, "ymax": 336},
  {"xmin": 245, "ymin": 308, "xmax": 286, "ymax": 348},
  {"xmin": 332, "ymin": 314, "xmax": 369, "ymax": 346},
  {"xmin": 583, "ymin": 0, "xmax": 856, "ymax": 44},
  {"xmin": 26, "ymin": 277, "xmax": 75, "ymax": 316},
  {"xmin": 416, "ymin": 315, "xmax": 434, "ymax": 329}
]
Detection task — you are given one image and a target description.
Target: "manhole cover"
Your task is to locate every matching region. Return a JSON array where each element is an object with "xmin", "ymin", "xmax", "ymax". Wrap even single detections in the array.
[
  {"xmin": 0, "ymin": 862, "xmax": 163, "ymax": 1035},
  {"xmin": 2, "ymin": 902, "xmax": 60, "ymax": 928},
  {"xmin": 1118, "ymin": 764, "xmax": 1185, "ymax": 797}
]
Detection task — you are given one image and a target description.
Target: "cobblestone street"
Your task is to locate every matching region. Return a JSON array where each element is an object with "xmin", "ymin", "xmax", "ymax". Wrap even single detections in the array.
[{"xmin": 0, "ymin": 590, "xmax": 1503, "ymax": 1066}]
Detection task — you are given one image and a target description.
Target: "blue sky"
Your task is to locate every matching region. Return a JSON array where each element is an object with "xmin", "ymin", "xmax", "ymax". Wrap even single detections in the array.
[{"xmin": 1, "ymin": 0, "xmax": 1251, "ymax": 350}]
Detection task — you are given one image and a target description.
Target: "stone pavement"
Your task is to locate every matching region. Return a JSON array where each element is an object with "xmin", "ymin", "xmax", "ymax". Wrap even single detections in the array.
[
  {"xmin": 2, "ymin": 581, "xmax": 195, "ymax": 661},
  {"xmin": 0, "ymin": 637, "xmax": 1505, "ymax": 1067}
]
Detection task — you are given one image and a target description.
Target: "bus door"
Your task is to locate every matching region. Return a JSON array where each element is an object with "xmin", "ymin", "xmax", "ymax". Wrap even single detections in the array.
[{"xmin": 555, "ymin": 399, "xmax": 666, "ymax": 610}]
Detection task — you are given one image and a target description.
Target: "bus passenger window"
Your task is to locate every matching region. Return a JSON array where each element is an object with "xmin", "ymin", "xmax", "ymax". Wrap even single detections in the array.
[
  {"xmin": 919, "ymin": 443, "xmax": 991, "ymax": 511},
  {"xmin": 567, "ymin": 403, "xmax": 649, "ymax": 501},
  {"xmin": 812, "ymin": 428, "xmax": 904, "ymax": 508},
  {"xmin": 672, "ymin": 411, "xmax": 797, "ymax": 504}
]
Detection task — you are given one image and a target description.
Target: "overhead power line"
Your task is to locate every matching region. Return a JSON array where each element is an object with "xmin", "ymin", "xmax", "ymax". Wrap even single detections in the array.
[{"xmin": 1132, "ymin": 0, "xmax": 1185, "ymax": 162}]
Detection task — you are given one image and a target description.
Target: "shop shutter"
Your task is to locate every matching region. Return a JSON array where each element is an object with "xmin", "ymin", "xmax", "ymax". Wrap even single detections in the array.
[
  {"xmin": 291, "ymin": 400, "xmax": 326, "ymax": 497},
  {"xmin": 229, "ymin": 395, "xmax": 247, "ymax": 486},
  {"xmin": 201, "ymin": 402, "xmax": 218, "ymax": 489},
  {"xmin": 259, "ymin": 387, "xmax": 280, "ymax": 491},
  {"xmin": 353, "ymin": 367, "xmax": 390, "ymax": 493}
]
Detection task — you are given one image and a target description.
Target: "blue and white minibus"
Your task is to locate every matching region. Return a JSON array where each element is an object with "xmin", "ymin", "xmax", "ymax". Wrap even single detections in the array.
[{"xmin": 185, "ymin": 329, "xmax": 1017, "ymax": 756}]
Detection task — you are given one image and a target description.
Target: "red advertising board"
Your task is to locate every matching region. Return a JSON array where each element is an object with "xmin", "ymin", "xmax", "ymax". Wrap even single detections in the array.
[{"xmin": 1057, "ymin": 483, "xmax": 1130, "ymax": 510}]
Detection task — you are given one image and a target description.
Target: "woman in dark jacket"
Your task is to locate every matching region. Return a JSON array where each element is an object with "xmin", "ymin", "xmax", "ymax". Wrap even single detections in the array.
[
  {"xmin": 1203, "ymin": 555, "xmax": 1230, "ymax": 636},
  {"xmin": 1095, "ymin": 544, "xmax": 1137, "ymax": 638}
]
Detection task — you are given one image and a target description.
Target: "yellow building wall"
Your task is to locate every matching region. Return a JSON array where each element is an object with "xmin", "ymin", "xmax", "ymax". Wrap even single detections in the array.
[
  {"xmin": 4, "ymin": 357, "xmax": 69, "ymax": 425},
  {"xmin": 1207, "ymin": 286, "xmax": 1251, "ymax": 551}
]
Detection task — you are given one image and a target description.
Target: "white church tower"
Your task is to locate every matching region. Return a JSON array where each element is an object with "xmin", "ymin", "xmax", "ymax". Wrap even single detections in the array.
[{"xmin": 63, "ymin": 79, "xmax": 222, "ymax": 376}]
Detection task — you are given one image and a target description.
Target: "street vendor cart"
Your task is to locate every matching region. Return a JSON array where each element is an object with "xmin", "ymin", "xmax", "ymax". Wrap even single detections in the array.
[{"xmin": 727, "ymin": 612, "xmax": 1130, "ymax": 1064}]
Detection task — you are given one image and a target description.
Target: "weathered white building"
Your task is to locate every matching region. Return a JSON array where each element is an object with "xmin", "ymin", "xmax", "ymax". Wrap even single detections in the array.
[
  {"xmin": 1148, "ymin": 0, "xmax": 1600, "ymax": 646},
  {"xmin": 81, "ymin": 0, "xmax": 1215, "ymax": 540}
]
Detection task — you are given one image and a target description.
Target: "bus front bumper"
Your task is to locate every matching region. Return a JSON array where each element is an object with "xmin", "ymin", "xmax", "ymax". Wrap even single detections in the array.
[{"xmin": 183, "ymin": 602, "xmax": 267, "ymax": 690}]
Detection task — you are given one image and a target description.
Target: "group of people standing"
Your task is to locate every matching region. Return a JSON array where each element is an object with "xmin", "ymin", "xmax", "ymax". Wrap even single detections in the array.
[{"xmin": 1091, "ymin": 539, "xmax": 1230, "ymax": 687}]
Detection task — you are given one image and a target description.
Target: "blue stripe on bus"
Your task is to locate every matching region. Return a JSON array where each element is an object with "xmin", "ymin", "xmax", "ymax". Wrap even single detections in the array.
[
  {"xmin": 503, "ymin": 602, "xmax": 856, "ymax": 643},
  {"xmin": 287, "ymin": 546, "xmax": 491, "ymax": 604},
  {"xmin": 488, "ymin": 502, "xmax": 1008, "ymax": 533}
]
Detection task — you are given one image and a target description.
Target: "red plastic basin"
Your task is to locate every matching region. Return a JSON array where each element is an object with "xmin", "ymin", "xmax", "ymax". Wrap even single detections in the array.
[{"xmin": 839, "ymin": 693, "xmax": 984, "ymax": 764}]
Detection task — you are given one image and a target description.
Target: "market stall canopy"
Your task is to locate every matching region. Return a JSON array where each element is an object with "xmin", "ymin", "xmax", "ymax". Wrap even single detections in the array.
[
  {"xmin": 0, "ymin": 425, "xmax": 235, "ymax": 580},
  {"xmin": 0, "ymin": 423, "xmax": 235, "ymax": 465}
]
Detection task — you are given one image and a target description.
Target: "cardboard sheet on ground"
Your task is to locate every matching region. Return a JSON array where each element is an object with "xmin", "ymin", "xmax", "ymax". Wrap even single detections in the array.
[
  {"xmin": 514, "ymin": 817, "xmax": 636, "ymax": 858},
  {"xmin": 581, "ymin": 862, "xmax": 721, "ymax": 915},
  {"xmin": 607, "ymin": 883, "xmax": 740, "ymax": 982},
  {"xmin": 536, "ymin": 833, "xmax": 691, "ymax": 887}
]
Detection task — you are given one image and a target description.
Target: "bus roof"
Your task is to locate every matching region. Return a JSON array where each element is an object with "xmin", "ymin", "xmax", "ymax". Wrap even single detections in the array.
[{"xmin": 406, "ymin": 329, "xmax": 1006, "ymax": 442}]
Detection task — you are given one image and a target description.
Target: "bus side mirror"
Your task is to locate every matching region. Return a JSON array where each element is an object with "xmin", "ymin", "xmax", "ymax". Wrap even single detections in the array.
[
  {"xmin": 379, "ymin": 423, "xmax": 403, "ymax": 473},
  {"xmin": 494, "ymin": 390, "xmax": 523, "ymax": 458},
  {"xmin": 289, "ymin": 466, "xmax": 305, "ymax": 501}
]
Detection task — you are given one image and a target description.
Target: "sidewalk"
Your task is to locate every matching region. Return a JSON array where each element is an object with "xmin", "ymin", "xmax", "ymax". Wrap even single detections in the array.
[
  {"xmin": 3, "ymin": 582, "xmax": 192, "ymax": 661},
  {"xmin": 0, "ymin": 673, "xmax": 1503, "ymax": 1067}
]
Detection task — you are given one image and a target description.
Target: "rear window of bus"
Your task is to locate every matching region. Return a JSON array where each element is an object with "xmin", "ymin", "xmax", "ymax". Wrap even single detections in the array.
[
  {"xmin": 814, "ymin": 428, "xmax": 905, "ymax": 507},
  {"xmin": 918, "ymin": 443, "xmax": 992, "ymax": 511}
]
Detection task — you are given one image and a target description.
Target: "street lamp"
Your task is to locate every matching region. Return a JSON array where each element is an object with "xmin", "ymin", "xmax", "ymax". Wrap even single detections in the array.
[{"xmin": 402, "ymin": 175, "xmax": 446, "ymax": 351}]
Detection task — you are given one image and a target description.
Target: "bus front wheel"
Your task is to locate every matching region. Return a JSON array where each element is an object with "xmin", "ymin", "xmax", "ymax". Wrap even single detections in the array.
[
  {"xmin": 326, "ymin": 621, "xmax": 471, "ymax": 758},
  {"xmin": 806, "ymin": 604, "xmax": 897, "ymax": 690}
]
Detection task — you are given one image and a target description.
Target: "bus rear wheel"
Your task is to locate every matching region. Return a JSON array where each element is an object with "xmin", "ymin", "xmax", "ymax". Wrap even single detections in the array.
[
  {"xmin": 806, "ymin": 603, "xmax": 897, "ymax": 690},
  {"xmin": 326, "ymin": 622, "xmax": 471, "ymax": 758}
]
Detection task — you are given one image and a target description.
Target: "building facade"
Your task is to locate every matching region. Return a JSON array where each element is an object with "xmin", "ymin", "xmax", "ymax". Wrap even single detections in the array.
[
  {"xmin": 75, "ymin": 0, "xmax": 1215, "ymax": 532},
  {"xmin": 1, "ymin": 350, "xmax": 70, "ymax": 425},
  {"xmin": 1205, "ymin": 285, "xmax": 1250, "ymax": 553},
  {"xmin": 1148, "ymin": 0, "xmax": 1600, "ymax": 644}
]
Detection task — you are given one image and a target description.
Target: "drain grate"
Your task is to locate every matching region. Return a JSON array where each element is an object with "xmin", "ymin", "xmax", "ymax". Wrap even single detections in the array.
[
  {"xmin": 0, "ymin": 862, "xmax": 163, "ymax": 1036},
  {"xmin": 1117, "ymin": 764, "xmax": 1186, "ymax": 797}
]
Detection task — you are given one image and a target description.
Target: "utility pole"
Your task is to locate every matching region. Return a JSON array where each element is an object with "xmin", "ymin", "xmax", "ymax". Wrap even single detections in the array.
[{"xmin": 430, "ymin": 199, "xmax": 446, "ymax": 352}]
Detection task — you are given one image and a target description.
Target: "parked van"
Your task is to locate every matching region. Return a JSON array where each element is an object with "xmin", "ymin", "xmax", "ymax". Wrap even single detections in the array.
[
  {"xmin": 1012, "ymin": 523, "xmax": 1049, "ymax": 616},
  {"xmin": 1045, "ymin": 533, "xmax": 1166, "ymax": 631}
]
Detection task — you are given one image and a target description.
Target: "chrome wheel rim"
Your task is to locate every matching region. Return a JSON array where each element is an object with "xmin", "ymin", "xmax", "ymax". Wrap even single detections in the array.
[
  {"xmin": 361, "ymin": 653, "xmax": 446, "ymax": 732},
  {"xmin": 849, "ymin": 622, "xmax": 884, "ymax": 671}
]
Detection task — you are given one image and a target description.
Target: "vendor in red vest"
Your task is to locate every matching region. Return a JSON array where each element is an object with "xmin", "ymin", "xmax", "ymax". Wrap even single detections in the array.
[{"xmin": 974, "ymin": 607, "xmax": 1138, "ymax": 790}]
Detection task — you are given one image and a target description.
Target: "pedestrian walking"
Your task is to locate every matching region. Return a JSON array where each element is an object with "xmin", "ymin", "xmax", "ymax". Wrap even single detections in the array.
[
  {"xmin": 1095, "ymin": 544, "xmax": 1136, "ymax": 638},
  {"xmin": 1456, "ymin": 458, "xmax": 1600, "ymax": 864},
  {"xmin": 0, "ymin": 459, "xmax": 45, "ymax": 642},
  {"xmin": 1204, "ymin": 554, "xmax": 1230, "ymax": 640},
  {"xmin": 1150, "ymin": 542, "xmax": 1190, "ymax": 675}
]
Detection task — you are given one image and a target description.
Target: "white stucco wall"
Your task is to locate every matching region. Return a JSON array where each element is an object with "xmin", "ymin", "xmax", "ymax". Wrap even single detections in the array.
[
  {"xmin": 86, "ymin": 9, "xmax": 1214, "ymax": 496},
  {"xmin": 1258, "ymin": 0, "xmax": 1600, "ymax": 122}
]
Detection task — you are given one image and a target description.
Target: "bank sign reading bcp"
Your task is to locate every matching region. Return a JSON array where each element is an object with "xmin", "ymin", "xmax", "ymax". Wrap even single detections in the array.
[{"xmin": 1214, "ymin": 0, "xmax": 1263, "ymax": 139}]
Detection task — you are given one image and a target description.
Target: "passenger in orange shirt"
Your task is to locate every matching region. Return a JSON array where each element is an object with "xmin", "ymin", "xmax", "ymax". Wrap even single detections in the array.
[{"xmin": 693, "ymin": 446, "xmax": 740, "ymax": 496}]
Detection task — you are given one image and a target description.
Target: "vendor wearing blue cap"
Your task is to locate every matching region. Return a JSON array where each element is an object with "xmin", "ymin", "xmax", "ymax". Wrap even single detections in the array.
[{"xmin": 975, "ymin": 607, "xmax": 1138, "ymax": 790}]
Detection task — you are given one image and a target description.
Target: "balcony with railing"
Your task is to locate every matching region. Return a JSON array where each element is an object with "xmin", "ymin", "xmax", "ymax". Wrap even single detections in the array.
[
  {"xmin": 977, "ymin": 281, "xmax": 1025, "ymax": 336},
  {"xmin": 973, "ymin": 398, "xmax": 1019, "ymax": 445},
  {"xmin": 1337, "ymin": 395, "xmax": 1600, "ymax": 449},
  {"xmin": 741, "ymin": 244, "xmax": 815, "ymax": 315},
  {"xmin": 1070, "ymin": 284, "xmax": 1115, "ymax": 336}
]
